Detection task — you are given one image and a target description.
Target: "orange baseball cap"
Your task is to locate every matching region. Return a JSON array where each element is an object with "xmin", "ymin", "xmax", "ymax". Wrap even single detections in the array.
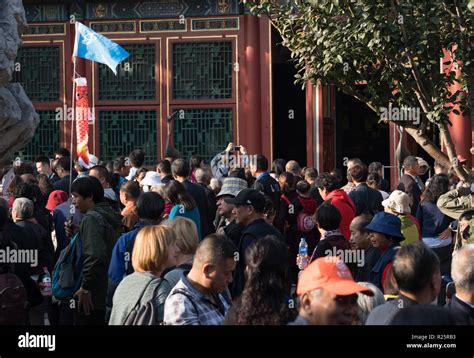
[{"xmin": 296, "ymin": 257, "xmax": 374, "ymax": 297}]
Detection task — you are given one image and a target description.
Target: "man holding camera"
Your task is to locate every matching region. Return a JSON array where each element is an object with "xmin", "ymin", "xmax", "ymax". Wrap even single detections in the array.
[{"xmin": 210, "ymin": 143, "xmax": 249, "ymax": 181}]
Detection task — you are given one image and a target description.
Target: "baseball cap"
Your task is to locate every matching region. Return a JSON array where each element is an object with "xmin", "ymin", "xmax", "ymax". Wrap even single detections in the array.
[
  {"xmin": 224, "ymin": 188, "xmax": 265, "ymax": 211},
  {"xmin": 297, "ymin": 257, "xmax": 374, "ymax": 297},
  {"xmin": 382, "ymin": 190, "xmax": 410, "ymax": 215},
  {"xmin": 46, "ymin": 190, "xmax": 69, "ymax": 211},
  {"xmin": 78, "ymin": 154, "xmax": 99, "ymax": 170}
]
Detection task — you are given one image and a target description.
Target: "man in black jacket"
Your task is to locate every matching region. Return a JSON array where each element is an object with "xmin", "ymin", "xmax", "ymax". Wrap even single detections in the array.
[
  {"xmin": 12, "ymin": 197, "xmax": 54, "ymax": 326},
  {"xmin": 53, "ymin": 157, "xmax": 76, "ymax": 194},
  {"xmin": 12, "ymin": 198, "xmax": 54, "ymax": 273},
  {"xmin": 157, "ymin": 159, "xmax": 173, "ymax": 184},
  {"xmin": 397, "ymin": 156, "xmax": 422, "ymax": 215},
  {"xmin": 250, "ymin": 154, "xmax": 281, "ymax": 210},
  {"xmin": 448, "ymin": 245, "xmax": 474, "ymax": 325},
  {"xmin": 225, "ymin": 189, "xmax": 283, "ymax": 297},
  {"xmin": 0, "ymin": 200, "xmax": 44, "ymax": 316},
  {"xmin": 348, "ymin": 164, "xmax": 383, "ymax": 216},
  {"xmin": 195, "ymin": 167, "xmax": 217, "ymax": 228},
  {"xmin": 172, "ymin": 158, "xmax": 212, "ymax": 238}
]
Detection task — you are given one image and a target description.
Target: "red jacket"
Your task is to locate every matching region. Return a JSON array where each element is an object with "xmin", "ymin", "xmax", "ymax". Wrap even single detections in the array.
[{"xmin": 325, "ymin": 189, "xmax": 356, "ymax": 240}]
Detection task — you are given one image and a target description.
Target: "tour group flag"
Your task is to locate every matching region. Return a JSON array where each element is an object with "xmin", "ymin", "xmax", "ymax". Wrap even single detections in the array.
[
  {"xmin": 75, "ymin": 77, "xmax": 91, "ymax": 167},
  {"xmin": 73, "ymin": 22, "xmax": 129, "ymax": 75}
]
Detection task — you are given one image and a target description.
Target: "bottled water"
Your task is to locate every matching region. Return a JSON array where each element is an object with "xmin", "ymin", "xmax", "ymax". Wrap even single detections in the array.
[
  {"xmin": 41, "ymin": 267, "xmax": 52, "ymax": 297},
  {"xmin": 298, "ymin": 238, "xmax": 309, "ymax": 270}
]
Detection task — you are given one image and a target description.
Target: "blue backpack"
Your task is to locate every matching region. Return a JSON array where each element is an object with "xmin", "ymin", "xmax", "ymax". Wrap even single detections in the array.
[{"xmin": 52, "ymin": 233, "xmax": 83, "ymax": 300}]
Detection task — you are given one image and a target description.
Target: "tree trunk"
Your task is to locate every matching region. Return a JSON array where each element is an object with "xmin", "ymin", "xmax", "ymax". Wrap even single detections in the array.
[
  {"xmin": 403, "ymin": 126, "xmax": 469, "ymax": 182},
  {"xmin": 438, "ymin": 124, "xmax": 470, "ymax": 181}
]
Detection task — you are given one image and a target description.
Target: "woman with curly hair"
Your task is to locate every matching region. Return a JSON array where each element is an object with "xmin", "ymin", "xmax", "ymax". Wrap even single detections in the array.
[{"xmin": 224, "ymin": 235, "xmax": 292, "ymax": 325}]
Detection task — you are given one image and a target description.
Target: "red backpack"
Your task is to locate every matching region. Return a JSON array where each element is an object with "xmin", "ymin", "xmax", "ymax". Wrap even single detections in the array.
[{"xmin": 282, "ymin": 195, "xmax": 317, "ymax": 233}]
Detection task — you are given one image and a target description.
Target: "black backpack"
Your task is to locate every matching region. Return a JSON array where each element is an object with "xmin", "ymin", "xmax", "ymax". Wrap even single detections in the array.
[{"xmin": 123, "ymin": 278, "xmax": 164, "ymax": 325}]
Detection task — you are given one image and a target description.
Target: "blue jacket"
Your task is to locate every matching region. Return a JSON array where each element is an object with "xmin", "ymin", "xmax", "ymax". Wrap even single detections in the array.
[
  {"xmin": 106, "ymin": 220, "xmax": 156, "ymax": 316},
  {"xmin": 370, "ymin": 243, "xmax": 398, "ymax": 291},
  {"xmin": 108, "ymin": 220, "xmax": 151, "ymax": 285}
]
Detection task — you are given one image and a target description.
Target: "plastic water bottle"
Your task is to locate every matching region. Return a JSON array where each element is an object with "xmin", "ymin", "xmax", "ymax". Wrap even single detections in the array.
[
  {"xmin": 298, "ymin": 238, "xmax": 308, "ymax": 270},
  {"xmin": 41, "ymin": 267, "xmax": 52, "ymax": 297}
]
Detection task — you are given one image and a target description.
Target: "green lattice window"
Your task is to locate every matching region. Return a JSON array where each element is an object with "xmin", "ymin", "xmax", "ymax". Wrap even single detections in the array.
[
  {"xmin": 15, "ymin": 110, "xmax": 60, "ymax": 161},
  {"xmin": 172, "ymin": 42, "xmax": 233, "ymax": 100},
  {"xmin": 99, "ymin": 110, "xmax": 157, "ymax": 163},
  {"xmin": 12, "ymin": 47, "xmax": 60, "ymax": 102},
  {"xmin": 173, "ymin": 108, "xmax": 233, "ymax": 161},
  {"xmin": 98, "ymin": 44, "xmax": 156, "ymax": 101}
]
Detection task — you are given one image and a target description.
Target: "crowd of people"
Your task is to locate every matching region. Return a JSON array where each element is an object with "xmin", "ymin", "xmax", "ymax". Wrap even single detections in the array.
[{"xmin": 0, "ymin": 143, "xmax": 473, "ymax": 326}]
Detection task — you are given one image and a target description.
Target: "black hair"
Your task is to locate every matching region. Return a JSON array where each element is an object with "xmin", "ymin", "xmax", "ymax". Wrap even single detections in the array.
[
  {"xmin": 12, "ymin": 183, "xmax": 35, "ymax": 200},
  {"xmin": 113, "ymin": 157, "xmax": 127, "ymax": 172},
  {"xmin": 56, "ymin": 157, "xmax": 71, "ymax": 172},
  {"xmin": 13, "ymin": 163, "xmax": 34, "ymax": 176},
  {"xmin": 157, "ymin": 160, "xmax": 171, "ymax": 175},
  {"xmin": 55, "ymin": 148, "xmax": 71, "ymax": 158},
  {"xmin": 459, "ymin": 209, "xmax": 474, "ymax": 222},
  {"xmin": 263, "ymin": 196, "xmax": 276, "ymax": 220},
  {"xmin": 271, "ymin": 159, "xmax": 286, "ymax": 177},
  {"xmin": 315, "ymin": 172, "xmax": 339, "ymax": 192},
  {"xmin": 315, "ymin": 203, "xmax": 341, "ymax": 231},
  {"xmin": 349, "ymin": 164, "xmax": 368, "ymax": 183},
  {"xmin": 164, "ymin": 180, "xmax": 196, "ymax": 210},
  {"xmin": 171, "ymin": 158, "xmax": 190, "ymax": 178},
  {"xmin": 367, "ymin": 172, "xmax": 381, "ymax": 186},
  {"xmin": 231, "ymin": 235, "xmax": 290, "ymax": 325},
  {"xmin": 228, "ymin": 168, "xmax": 246, "ymax": 180},
  {"xmin": 136, "ymin": 192, "xmax": 165, "ymax": 220},
  {"xmin": 423, "ymin": 174, "xmax": 449, "ymax": 204},
  {"xmin": 296, "ymin": 180, "xmax": 311, "ymax": 194},
  {"xmin": 195, "ymin": 234, "xmax": 237, "ymax": 265},
  {"xmin": 35, "ymin": 156, "xmax": 50, "ymax": 166},
  {"xmin": 190, "ymin": 154, "xmax": 203, "ymax": 171},
  {"xmin": 71, "ymin": 176, "xmax": 104, "ymax": 204},
  {"xmin": 135, "ymin": 167, "xmax": 148, "ymax": 179},
  {"xmin": 90, "ymin": 165, "xmax": 109, "ymax": 183},
  {"xmin": 129, "ymin": 149, "xmax": 145, "ymax": 168},
  {"xmin": 256, "ymin": 154, "xmax": 269, "ymax": 172},
  {"xmin": 392, "ymin": 242, "xmax": 440, "ymax": 294}
]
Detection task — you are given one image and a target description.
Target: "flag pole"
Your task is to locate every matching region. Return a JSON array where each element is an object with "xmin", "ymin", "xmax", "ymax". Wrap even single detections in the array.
[{"xmin": 68, "ymin": 55, "xmax": 77, "ymax": 220}]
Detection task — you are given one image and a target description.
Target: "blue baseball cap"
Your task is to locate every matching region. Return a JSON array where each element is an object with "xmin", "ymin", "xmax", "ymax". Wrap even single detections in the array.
[{"xmin": 365, "ymin": 212, "xmax": 405, "ymax": 241}]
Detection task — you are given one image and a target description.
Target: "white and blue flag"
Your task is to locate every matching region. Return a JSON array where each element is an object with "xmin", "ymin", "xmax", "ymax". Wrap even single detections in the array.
[{"xmin": 73, "ymin": 22, "xmax": 129, "ymax": 75}]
